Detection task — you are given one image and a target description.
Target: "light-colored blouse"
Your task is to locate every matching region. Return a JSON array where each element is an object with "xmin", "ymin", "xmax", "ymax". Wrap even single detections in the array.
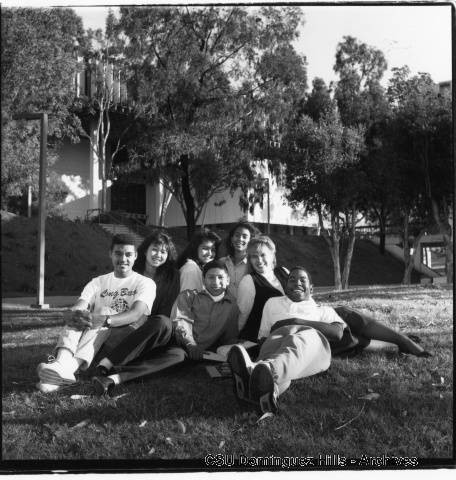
[
  {"xmin": 236, "ymin": 271, "xmax": 286, "ymax": 331},
  {"xmin": 220, "ymin": 255, "xmax": 249, "ymax": 299},
  {"xmin": 179, "ymin": 259, "xmax": 203, "ymax": 292}
]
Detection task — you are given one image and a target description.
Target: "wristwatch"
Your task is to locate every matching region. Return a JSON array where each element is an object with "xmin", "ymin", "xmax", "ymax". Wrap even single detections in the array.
[{"xmin": 104, "ymin": 315, "xmax": 112, "ymax": 327}]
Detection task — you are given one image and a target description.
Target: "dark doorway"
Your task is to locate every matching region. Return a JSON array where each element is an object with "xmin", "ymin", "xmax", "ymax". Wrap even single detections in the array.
[{"xmin": 110, "ymin": 182, "xmax": 146, "ymax": 214}]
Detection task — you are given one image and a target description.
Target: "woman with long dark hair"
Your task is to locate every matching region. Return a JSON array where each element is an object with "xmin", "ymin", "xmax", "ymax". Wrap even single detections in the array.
[
  {"xmin": 177, "ymin": 227, "xmax": 222, "ymax": 291},
  {"xmin": 220, "ymin": 220, "xmax": 260, "ymax": 299}
]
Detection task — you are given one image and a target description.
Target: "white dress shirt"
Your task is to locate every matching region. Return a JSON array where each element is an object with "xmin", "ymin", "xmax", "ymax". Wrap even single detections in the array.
[{"xmin": 258, "ymin": 295, "xmax": 345, "ymax": 339}]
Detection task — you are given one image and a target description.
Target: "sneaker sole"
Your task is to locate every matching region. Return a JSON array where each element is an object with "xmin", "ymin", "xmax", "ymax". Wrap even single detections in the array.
[
  {"xmin": 227, "ymin": 346, "xmax": 252, "ymax": 403},
  {"xmin": 35, "ymin": 382, "xmax": 62, "ymax": 393},
  {"xmin": 38, "ymin": 366, "xmax": 76, "ymax": 385},
  {"xmin": 250, "ymin": 363, "xmax": 278, "ymax": 414}
]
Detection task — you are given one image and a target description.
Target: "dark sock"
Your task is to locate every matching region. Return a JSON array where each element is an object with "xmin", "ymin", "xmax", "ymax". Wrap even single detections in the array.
[{"xmin": 95, "ymin": 365, "xmax": 109, "ymax": 377}]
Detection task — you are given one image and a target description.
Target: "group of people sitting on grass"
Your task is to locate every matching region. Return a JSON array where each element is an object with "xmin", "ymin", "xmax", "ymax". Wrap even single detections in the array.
[{"xmin": 36, "ymin": 220, "xmax": 431, "ymax": 415}]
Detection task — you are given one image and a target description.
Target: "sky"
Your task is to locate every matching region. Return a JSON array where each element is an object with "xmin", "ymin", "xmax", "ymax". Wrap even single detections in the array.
[{"xmin": 3, "ymin": 1, "xmax": 453, "ymax": 88}]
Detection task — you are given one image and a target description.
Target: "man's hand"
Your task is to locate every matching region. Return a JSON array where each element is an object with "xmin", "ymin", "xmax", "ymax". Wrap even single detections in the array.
[
  {"xmin": 63, "ymin": 309, "xmax": 92, "ymax": 330},
  {"xmin": 63, "ymin": 310, "xmax": 107, "ymax": 330},
  {"xmin": 186, "ymin": 344, "xmax": 204, "ymax": 361}
]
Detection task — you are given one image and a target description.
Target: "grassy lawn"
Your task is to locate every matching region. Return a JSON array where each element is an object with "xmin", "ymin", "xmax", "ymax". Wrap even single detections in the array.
[{"xmin": 2, "ymin": 285, "xmax": 453, "ymax": 469}]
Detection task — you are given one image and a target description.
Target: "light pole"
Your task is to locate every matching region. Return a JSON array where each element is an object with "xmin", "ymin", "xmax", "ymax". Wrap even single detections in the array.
[
  {"xmin": 260, "ymin": 177, "xmax": 270, "ymax": 235},
  {"xmin": 13, "ymin": 112, "xmax": 49, "ymax": 309}
]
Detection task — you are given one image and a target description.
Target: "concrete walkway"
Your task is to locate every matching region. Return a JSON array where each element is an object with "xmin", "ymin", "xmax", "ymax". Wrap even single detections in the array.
[{"xmin": 2, "ymin": 296, "xmax": 78, "ymax": 310}]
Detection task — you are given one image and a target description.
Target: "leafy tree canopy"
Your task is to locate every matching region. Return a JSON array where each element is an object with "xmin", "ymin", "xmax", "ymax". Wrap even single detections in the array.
[{"xmin": 111, "ymin": 6, "xmax": 307, "ymax": 235}]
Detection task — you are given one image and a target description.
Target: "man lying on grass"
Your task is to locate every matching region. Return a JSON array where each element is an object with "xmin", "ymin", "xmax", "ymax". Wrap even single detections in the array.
[
  {"xmin": 173, "ymin": 260, "xmax": 239, "ymax": 360},
  {"xmin": 228, "ymin": 266, "xmax": 431, "ymax": 415},
  {"xmin": 36, "ymin": 234, "xmax": 161, "ymax": 393}
]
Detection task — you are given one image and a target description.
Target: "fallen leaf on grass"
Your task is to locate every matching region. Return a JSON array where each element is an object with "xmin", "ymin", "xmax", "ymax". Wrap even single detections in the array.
[
  {"xmin": 218, "ymin": 441, "xmax": 225, "ymax": 449},
  {"xmin": 72, "ymin": 420, "xmax": 89, "ymax": 429},
  {"xmin": 358, "ymin": 392, "xmax": 380, "ymax": 401},
  {"xmin": 148, "ymin": 447, "xmax": 156, "ymax": 455},
  {"xmin": 139, "ymin": 420, "xmax": 147, "ymax": 428},
  {"xmin": 112, "ymin": 393, "xmax": 129, "ymax": 401},
  {"xmin": 335, "ymin": 404, "xmax": 366, "ymax": 431},
  {"xmin": 176, "ymin": 420, "xmax": 186, "ymax": 434},
  {"xmin": 256, "ymin": 412, "xmax": 274, "ymax": 423}
]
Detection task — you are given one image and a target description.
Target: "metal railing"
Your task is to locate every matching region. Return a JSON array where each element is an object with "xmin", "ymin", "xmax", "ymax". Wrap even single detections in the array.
[{"xmin": 85, "ymin": 208, "xmax": 151, "ymax": 238}]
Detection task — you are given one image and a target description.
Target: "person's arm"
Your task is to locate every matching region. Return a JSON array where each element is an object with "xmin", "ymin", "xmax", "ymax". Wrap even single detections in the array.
[
  {"xmin": 237, "ymin": 275, "xmax": 255, "ymax": 331},
  {"xmin": 271, "ymin": 318, "xmax": 344, "ymax": 341},
  {"xmin": 257, "ymin": 298, "xmax": 274, "ymax": 340},
  {"xmin": 63, "ymin": 299, "xmax": 91, "ymax": 330},
  {"xmin": 172, "ymin": 291, "xmax": 203, "ymax": 360},
  {"xmin": 179, "ymin": 260, "xmax": 202, "ymax": 292}
]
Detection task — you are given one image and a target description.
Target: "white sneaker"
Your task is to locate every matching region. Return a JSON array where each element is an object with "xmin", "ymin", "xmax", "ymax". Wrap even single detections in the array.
[
  {"xmin": 37, "ymin": 361, "xmax": 76, "ymax": 385},
  {"xmin": 36, "ymin": 382, "xmax": 61, "ymax": 393}
]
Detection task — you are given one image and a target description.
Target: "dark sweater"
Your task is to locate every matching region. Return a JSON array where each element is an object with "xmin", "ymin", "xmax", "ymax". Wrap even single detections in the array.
[
  {"xmin": 150, "ymin": 268, "xmax": 180, "ymax": 318},
  {"xmin": 239, "ymin": 266, "xmax": 289, "ymax": 342}
]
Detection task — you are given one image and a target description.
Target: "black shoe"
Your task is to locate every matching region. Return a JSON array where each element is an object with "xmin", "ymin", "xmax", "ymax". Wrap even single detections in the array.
[
  {"xmin": 227, "ymin": 345, "xmax": 254, "ymax": 407},
  {"xmin": 249, "ymin": 362, "xmax": 279, "ymax": 415},
  {"xmin": 92, "ymin": 375, "xmax": 115, "ymax": 396}
]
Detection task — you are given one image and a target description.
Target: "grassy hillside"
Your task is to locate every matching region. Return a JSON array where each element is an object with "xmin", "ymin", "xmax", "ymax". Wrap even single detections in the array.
[{"xmin": 2, "ymin": 216, "xmax": 420, "ymax": 296}]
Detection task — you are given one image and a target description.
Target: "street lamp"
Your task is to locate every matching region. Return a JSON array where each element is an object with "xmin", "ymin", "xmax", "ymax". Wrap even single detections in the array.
[{"xmin": 13, "ymin": 112, "xmax": 49, "ymax": 309}]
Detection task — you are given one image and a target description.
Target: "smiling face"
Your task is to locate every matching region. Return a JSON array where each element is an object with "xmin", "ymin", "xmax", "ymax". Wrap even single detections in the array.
[
  {"xmin": 285, "ymin": 268, "xmax": 313, "ymax": 302},
  {"xmin": 146, "ymin": 242, "xmax": 168, "ymax": 269},
  {"xmin": 204, "ymin": 267, "xmax": 229, "ymax": 296},
  {"xmin": 231, "ymin": 227, "xmax": 251, "ymax": 254},
  {"xmin": 111, "ymin": 244, "xmax": 137, "ymax": 278},
  {"xmin": 248, "ymin": 244, "xmax": 275, "ymax": 275},
  {"xmin": 197, "ymin": 240, "xmax": 216, "ymax": 265}
]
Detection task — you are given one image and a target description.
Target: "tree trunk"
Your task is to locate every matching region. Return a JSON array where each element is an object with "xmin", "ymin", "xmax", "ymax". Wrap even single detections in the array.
[
  {"xmin": 318, "ymin": 207, "xmax": 342, "ymax": 291},
  {"xmin": 430, "ymin": 197, "xmax": 453, "ymax": 283},
  {"xmin": 180, "ymin": 155, "xmax": 196, "ymax": 239},
  {"xmin": 378, "ymin": 205, "xmax": 386, "ymax": 255},
  {"xmin": 341, "ymin": 208, "xmax": 357, "ymax": 289},
  {"xmin": 402, "ymin": 211, "xmax": 427, "ymax": 284},
  {"xmin": 159, "ymin": 188, "xmax": 172, "ymax": 227},
  {"xmin": 401, "ymin": 211, "xmax": 412, "ymax": 285}
]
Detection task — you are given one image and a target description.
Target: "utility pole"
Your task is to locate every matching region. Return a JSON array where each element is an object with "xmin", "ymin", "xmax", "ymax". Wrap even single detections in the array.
[{"xmin": 13, "ymin": 112, "xmax": 49, "ymax": 309}]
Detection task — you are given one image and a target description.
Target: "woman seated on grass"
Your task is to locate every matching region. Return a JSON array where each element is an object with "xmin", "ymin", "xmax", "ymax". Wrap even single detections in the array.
[
  {"xmin": 220, "ymin": 219, "xmax": 260, "ymax": 299},
  {"xmin": 177, "ymin": 227, "xmax": 222, "ymax": 292},
  {"xmin": 91, "ymin": 230, "xmax": 184, "ymax": 395},
  {"xmin": 237, "ymin": 236, "xmax": 289, "ymax": 343}
]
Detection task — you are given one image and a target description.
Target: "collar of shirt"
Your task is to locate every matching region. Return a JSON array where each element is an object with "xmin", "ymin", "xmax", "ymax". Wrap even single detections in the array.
[
  {"xmin": 200, "ymin": 287, "xmax": 235, "ymax": 303},
  {"xmin": 283, "ymin": 296, "xmax": 318, "ymax": 307}
]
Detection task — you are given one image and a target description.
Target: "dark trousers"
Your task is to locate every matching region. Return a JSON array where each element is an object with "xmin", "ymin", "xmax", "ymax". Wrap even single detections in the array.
[{"xmin": 95, "ymin": 315, "xmax": 173, "ymax": 366}]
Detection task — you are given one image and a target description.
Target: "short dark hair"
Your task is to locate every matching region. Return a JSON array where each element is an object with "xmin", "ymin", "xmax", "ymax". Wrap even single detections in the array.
[
  {"xmin": 202, "ymin": 260, "xmax": 229, "ymax": 277},
  {"xmin": 177, "ymin": 227, "xmax": 222, "ymax": 269},
  {"xmin": 111, "ymin": 234, "xmax": 137, "ymax": 251},
  {"xmin": 288, "ymin": 266, "xmax": 313, "ymax": 285},
  {"xmin": 225, "ymin": 219, "xmax": 260, "ymax": 257}
]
